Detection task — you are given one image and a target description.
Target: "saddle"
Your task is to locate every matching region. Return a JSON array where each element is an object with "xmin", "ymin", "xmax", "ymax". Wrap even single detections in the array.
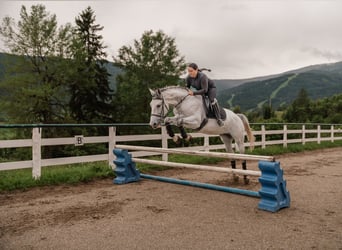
[
  {"xmin": 202, "ymin": 96, "xmax": 227, "ymax": 120},
  {"xmin": 195, "ymin": 96, "xmax": 226, "ymax": 131}
]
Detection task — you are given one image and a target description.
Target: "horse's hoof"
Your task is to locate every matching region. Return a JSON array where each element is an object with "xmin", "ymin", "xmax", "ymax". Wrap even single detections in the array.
[
  {"xmin": 185, "ymin": 135, "xmax": 192, "ymax": 142},
  {"xmin": 173, "ymin": 135, "xmax": 181, "ymax": 144}
]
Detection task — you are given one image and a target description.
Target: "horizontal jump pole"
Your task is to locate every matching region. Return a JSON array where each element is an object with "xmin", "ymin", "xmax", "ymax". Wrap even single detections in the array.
[
  {"xmin": 115, "ymin": 144, "xmax": 275, "ymax": 162},
  {"xmin": 140, "ymin": 174, "xmax": 260, "ymax": 198},
  {"xmin": 133, "ymin": 158, "xmax": 261, "ymax": 177},
  {"xmin": 113, "ymin": 149, "xmax": 290, "ymax": 212}
]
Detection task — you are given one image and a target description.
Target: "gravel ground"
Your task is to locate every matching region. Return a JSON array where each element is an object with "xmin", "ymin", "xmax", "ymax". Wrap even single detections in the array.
[{"xmin": 0, "ymin": 148, "xmax": 341, "ymax": 250}]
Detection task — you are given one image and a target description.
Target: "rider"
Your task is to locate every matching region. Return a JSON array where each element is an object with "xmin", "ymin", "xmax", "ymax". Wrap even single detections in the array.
[{"xmin": 186, "ymin": 63, "xmax": 223, "ymax": 126}]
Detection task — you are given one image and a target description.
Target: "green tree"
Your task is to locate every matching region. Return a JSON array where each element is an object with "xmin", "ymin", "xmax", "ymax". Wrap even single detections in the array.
[
  {"xmin": 232, "ymin": 105, "xmax": 241, "ymax": 114},
  {"xmin": 283, "ymin": 88, "xmax": 312, "ymax": 122},
  {"xmin": 262, "ymin": 102, "xmax": 274, "ymax": 120},
  {"xmin": 114, "ymin": 30, "xmax": 186, "ymax": 123},
  {"xmin": 310, "ymin": 94, "xmax": 342, "ymax": 123},
  {"xmin": 0, "ymin": 4, "xmax": 72, "ymax": 123},
  {"xmin": 68, "ymin": 6, "xmax": 113, "ymax": 123}
]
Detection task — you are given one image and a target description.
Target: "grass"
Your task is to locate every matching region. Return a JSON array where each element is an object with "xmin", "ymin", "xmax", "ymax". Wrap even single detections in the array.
[
  {"xmin": 246, "ymin": 140, "xmax": 342, "ymax": 156},
  {"xmin": 0, "ymin": 162, "xmax": 114, "ymax": 191},
  {"xmin": 0, "ymin": 140, "xmax": 341, "ymax": 192}
]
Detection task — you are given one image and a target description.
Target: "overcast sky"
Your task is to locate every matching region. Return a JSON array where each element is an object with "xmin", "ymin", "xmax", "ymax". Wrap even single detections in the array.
[{"xmin": 1, "ymin": 0, "xmax": 342, "ymax": 79}]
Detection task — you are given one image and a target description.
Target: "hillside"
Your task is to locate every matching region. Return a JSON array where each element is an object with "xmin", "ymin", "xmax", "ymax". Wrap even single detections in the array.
[
  {"xmin": 0, "ymin": 53, "xmax": 12, "ymax": 80},
  {"xmin": 217, "ymin": 70, "xmax": 342, "ymax": 111},
  {"xmin": 214, "ymin": 74, "xmax": 290, "ymax": 92},
  {"xmin": 215, "ymin": 61, "xmax": 342, "ymax": 93},
  {"xmin": 104, "ymin": 62, "xmax": 122, "ymax": 91},
  {"xmin": 217, "ymin": 61, "xmax": 342, "ymax": 111},
  {"xmin": 1, "ymin": 52, "xmax": 342, "ymax": 112},
  {"xmin": 0, "ymin": 52, "xmax": 121, "ymax": 88}
]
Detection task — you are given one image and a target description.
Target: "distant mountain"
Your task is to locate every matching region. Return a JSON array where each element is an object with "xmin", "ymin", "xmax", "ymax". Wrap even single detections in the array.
[
  {"xmin": 1, "ymin": 52, "xmax": 342, "ymax": 112},
  {"xmin": 104, "ymin": 62, "xmax": 122, "ymax": 91},
  {"xmin": 214, "ymin": 75, "xmax": 286, "ymax": 92},
  {"xmin": 217, "ymin": 61, "xmax": 342, "ymax": 111},
  {"xmin": 0, "ymin": 52, "xmax": 121, "ymax": 89},
  {"xmin": 0, "ymin": 53, "xmax": 11, "ymax": 80},
  {"xmin": 214, "ymin": 61, "xmax": 342, "ymax": 92}
]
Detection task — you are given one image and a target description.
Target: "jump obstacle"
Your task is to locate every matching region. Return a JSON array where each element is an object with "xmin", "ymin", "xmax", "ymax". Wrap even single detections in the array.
[{"xmin": 112, "ymin": 145, "xmax": 291, "ymax": 212}]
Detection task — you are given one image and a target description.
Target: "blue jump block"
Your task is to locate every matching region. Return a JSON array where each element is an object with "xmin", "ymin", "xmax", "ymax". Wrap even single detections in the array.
[
  {"xmin": 113, "ymin": 149, "xmax": 140, "ymax": 184},
  {"xmin": 112, "ymin": 148, "xmax": 291, "ymax": 213},
  {"xmin": 258, "ymin": 161, "xmax": 291, "ymax": 212}
]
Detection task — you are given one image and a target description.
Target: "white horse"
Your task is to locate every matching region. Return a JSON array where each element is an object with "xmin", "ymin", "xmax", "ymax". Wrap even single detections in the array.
[{"xmin": 149, "ymin": 86, "xmax": 255, "ymax": 183}]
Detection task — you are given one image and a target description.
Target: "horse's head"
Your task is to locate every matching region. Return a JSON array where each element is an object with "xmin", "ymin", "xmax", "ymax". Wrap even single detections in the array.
[{"xmin": 149, "ymin": 88, "xmax": 165, "ymax": 129}]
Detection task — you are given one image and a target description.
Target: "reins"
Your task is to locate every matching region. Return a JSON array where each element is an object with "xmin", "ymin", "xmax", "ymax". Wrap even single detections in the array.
[
  {"xmin": 151, "ymin": 89, "xmax": 190, "ymax": 121},
  {"xmin": 174, "ymin": 93, "xmax": 190, "ymax": 109}
]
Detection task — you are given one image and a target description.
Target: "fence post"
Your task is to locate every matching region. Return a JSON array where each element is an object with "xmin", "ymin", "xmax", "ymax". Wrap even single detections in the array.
[
  {"xmin": 32, "ymin": 127, "xmax": 42, "ymax": 179},
  {"xmin": 261, "ymin": 125, "xmax": 266, "ymax": 149},
  {"xmin": 108, "ymin": 126, "xmax": 116, "ymax": 168},
  {"xmin": 331, "ymin": 125, "xmax": 334, "ymax": 143},
  {"xmin": 302, "ymin": 125, "xmax": 306, "ymax": 145},
  {"xmin": 283, "ymin": 125, "xmax": 288, "ymax": 148},
  {"xmin": 161, "ymin": 126, "xmax": 168, "ymax": 161},
  {"xmin": 317, "ymin": 125, "xmax": 321, "ymax": 144},
  {"xmin": 204, "ymin": 135, "xmax": 210, "ymax": 152}
]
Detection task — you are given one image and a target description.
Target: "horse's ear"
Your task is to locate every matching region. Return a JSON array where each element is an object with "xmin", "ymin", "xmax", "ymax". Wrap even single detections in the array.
[{"xmin": 149, "ymin": 88, "xmax": 155, "ymax": 96}]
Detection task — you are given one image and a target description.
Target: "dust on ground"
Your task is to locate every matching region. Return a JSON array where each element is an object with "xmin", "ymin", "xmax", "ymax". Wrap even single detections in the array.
[{"xmin": 1, "ymin": 148, "xmax": 341, "ymax": 250}]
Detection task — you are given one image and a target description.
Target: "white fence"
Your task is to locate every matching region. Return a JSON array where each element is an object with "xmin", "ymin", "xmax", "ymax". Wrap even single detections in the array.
[{"xmin": 0, "ymin": 124, "xmax": 341, "ymax": 178}]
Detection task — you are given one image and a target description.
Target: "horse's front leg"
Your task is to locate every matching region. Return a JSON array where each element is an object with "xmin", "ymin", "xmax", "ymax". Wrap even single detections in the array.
[
  {"xmin": 179, "ymin": 126, "xmax": 191, "ymax": 142},
  {"xmin": 164, "ymin": 116, "xmax": 178, "ymax": 126},
  {"xmin": 178, "ymin": 115, "xmax": 202, "ymax": 130},
  {"xmin": 165, "ymin": 115, "xmax": 201, "ymax": 130},
  {"xmin": 165, "ymin": 122, "xmax": 182, "ymax": 144}
]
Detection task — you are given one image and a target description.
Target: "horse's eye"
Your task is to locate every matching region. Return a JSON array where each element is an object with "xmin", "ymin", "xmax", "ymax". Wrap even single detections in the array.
[{"xmin": 156, "ymin": 105, "xmax": 161, "ymax": 108}]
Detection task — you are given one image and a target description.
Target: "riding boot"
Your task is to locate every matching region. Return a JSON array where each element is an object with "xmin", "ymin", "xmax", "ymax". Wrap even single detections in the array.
[{"xmin": 211, "ymin": 99, "xmax": 224, "ymax": 126}]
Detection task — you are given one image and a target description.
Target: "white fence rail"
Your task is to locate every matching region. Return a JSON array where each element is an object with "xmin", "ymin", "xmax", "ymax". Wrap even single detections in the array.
[{"xmin": 0, "ymin": 124, "xmax": 341, "ymax": 178}]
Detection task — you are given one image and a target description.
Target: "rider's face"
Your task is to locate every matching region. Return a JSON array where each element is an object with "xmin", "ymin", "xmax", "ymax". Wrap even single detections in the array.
[{"xmin": 187, "ymin": 67, "xmax": 198, "ymax": 78}]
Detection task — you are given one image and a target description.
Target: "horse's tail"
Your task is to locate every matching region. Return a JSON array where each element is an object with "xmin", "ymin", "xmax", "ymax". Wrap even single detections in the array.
[{"xmin": 237, "ymin": 114, "xmax": 255, "ymax": 150}]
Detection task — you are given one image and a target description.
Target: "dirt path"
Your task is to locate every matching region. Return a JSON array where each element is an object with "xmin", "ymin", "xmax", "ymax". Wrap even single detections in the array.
[{"xmin": 1, "ymin": 148, "xmax": 341, "ymax": 250}]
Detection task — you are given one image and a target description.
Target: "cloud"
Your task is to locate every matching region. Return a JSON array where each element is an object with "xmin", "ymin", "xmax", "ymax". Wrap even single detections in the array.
[
  {"xmin": 1, "ymin": 0, "xmax": 342, "ymax": 78},
  {"xmin": 301, "ymin": 47, "xmax": 342, "ymax": 61}
]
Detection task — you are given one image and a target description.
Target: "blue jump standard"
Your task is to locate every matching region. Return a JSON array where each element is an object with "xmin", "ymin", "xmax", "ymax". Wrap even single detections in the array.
[{"xmin": 113, "ymin": 148, "xmax": 290, "ymax": 212}]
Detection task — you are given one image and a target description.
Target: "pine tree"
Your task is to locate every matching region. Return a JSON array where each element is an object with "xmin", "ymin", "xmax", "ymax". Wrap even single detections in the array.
[{"xmin": 69, "ymin": 6, "xmax": 113, "ymax": 123}]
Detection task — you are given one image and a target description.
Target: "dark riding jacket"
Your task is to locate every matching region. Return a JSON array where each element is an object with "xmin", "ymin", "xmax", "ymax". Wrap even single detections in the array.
[{"xmin": 186, "ymin": 72, "xmax": 216, "ymax": 96}]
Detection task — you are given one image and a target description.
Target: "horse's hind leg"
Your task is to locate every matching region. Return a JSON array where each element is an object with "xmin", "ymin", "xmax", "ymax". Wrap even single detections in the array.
[
  {"xmin": 230, "ymin": 159, "xmax": 239, "ymax": 182},
  {"xmin": 220, "ymin": 134, "xmax": 239, "ymax": 182},
  {"xmin": 242, "ymin": 160, "xmax": 249, "ymax": 184},
  {"xmin": 220, "ymin": 133, "xmax": 233, "ymax": 153},
  {"xmin": 236, "ymin": 140, "xmax": 249, "ymax": 184}
]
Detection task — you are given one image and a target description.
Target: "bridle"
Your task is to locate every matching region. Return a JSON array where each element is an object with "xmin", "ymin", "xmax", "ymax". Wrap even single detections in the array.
[
  {"xmin": 151, "ymin": 91, "xmax": 190, "ymax": 122},
  {"xmin": 151, "ymin": 96, "xmax": 170, "ymax": 120}
]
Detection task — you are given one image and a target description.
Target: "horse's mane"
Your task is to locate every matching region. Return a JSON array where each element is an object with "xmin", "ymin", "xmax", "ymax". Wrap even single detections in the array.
[
  {"xmin": 158, "ymin": 85, "xmax": 188, "ymax": 92},
  {"xmin": 151, "ymin": 85, "xmax": 188, "ymax": 99}
]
